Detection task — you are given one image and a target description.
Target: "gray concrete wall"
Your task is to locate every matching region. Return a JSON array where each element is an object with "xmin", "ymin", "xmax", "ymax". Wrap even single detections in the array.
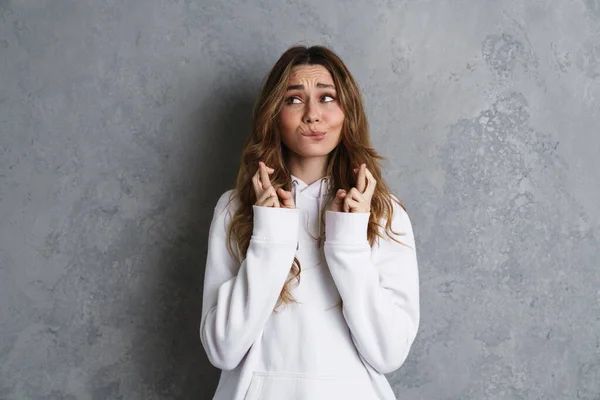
[{"xmin": 1, "ymin": 0, "xmax": 599, "ymax": 399}]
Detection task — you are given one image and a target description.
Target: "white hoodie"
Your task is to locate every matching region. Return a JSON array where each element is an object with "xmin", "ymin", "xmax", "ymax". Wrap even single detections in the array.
[{"xmin": 200, "ymin": 175, "xmax": 420, "ymax": 400}]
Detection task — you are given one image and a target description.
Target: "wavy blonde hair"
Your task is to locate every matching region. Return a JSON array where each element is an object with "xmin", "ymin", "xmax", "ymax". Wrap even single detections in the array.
[{"xmin": 223, "ymin": 45, "xmax": 407, "ymax": 311}]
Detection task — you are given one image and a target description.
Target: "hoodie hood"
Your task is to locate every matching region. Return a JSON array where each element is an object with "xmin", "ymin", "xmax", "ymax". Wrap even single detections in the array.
[{"xmin": 291, "ymin": 174, "xmax": 333, "ymax": 249}]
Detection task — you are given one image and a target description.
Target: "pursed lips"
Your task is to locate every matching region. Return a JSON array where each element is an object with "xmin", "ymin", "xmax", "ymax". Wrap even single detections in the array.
[{"xmin": 301, "ymin": 131, "xmax": 326, "ymax": 136}]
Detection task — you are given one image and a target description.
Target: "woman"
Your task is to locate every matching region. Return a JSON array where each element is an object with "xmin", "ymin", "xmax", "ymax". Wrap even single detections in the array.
[{"xmin": 200, "ymin": 45, "xmax": 420, "ymax": 400}]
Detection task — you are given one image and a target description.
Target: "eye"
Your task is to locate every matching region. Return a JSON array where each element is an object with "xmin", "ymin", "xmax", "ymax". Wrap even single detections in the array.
[
  {"xmin": 285, "ymin": 96, "xmax": 302, "ymax": 104},
  {"xmin": 321, "ymin": 94, "xmax": 336, "ymax": 102}
]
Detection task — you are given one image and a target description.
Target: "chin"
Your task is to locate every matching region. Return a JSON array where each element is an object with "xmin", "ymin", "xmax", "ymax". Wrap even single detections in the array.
[{"xmin": 299, "ymin": 146, "xmax": 337, "ymax": 158}]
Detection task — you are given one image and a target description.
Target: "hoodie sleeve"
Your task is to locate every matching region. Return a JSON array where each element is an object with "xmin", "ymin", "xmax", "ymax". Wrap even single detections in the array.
[
  {"xmin": 323, "ymin": 196, "xmax": 420, "ymax": 374},
  {"xmin": 200, "ymin": 190, "xmax": 300, "ymax": 371}
]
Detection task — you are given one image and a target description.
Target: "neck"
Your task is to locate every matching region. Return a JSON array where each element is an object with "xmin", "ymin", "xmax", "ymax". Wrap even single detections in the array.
[{"xmin": 287, "ymin": 154, "xmax": 328, "ymax": 186}]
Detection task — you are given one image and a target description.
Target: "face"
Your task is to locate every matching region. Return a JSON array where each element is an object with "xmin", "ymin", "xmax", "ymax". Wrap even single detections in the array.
[{"xmin": 278, "ymin": 64, "xmax": 345, "ymax": 161}]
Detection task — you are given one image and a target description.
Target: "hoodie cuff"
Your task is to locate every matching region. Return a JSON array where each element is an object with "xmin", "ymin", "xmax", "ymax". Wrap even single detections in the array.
[
  {"xmin": 325, "ymin": 210, "xmax": 370, "ymax": 245},
  {"xmin": 252, "ymin": 205, "xmax": 300, "ymax": 242}
]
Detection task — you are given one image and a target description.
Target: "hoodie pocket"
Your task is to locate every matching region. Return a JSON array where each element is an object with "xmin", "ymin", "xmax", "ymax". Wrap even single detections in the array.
[{"xmin": 243, "ymin": 371, "xmax": 377, "ymax": 400}]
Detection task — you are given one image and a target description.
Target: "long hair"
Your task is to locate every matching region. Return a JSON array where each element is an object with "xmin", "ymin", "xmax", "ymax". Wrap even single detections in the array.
[{"xmin": 223, "ymin": 45, "xmax": 407, "ymax": 311}]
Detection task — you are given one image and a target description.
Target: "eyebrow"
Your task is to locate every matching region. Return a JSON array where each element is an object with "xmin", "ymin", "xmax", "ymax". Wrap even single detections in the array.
[{"xmin": 286, "ymin": 83, "xmax": 336, "ymax": 90}]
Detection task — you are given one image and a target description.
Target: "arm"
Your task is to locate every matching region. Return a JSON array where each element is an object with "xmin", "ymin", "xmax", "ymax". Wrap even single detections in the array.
[
  {"xmin": 200, "ymin": 190, "xmax": 300, "ymax": 370},
  {"xmin": 323, "ymin": 197, "xmax": 420, "ymax": 374}
]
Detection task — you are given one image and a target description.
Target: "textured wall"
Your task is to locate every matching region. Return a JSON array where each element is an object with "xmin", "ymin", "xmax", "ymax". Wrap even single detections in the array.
[{"xmin": 1, "ymin": 0, "xmax": 599, "ymax": 399}]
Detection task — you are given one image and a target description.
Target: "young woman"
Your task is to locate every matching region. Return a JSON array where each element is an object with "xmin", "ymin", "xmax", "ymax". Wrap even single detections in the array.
[{"xmin": 200, "ymin": 45, "xmax": 420, "ymax": 400}]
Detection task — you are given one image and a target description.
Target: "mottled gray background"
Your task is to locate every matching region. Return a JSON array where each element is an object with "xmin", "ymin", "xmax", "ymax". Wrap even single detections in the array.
[{"xmin": 1, "ymin": 0, "xmax": 599, "ymax": 399}]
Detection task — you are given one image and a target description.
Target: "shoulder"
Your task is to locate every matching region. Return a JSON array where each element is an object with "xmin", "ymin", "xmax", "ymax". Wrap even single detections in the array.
[
  {"xmin": 213, "ymin": 189, "xmax": 240, "ymax": 219},
  {"xmin": 215, "ymin": 188, "xmax": 236, "ymax": 210},
  {"xmin": 381, "ymin": 193, "xmax": 415, "ymax": 248},
  {"xmin": 389, "ymin": 193, "xmax": 411, "ymax": 226}
]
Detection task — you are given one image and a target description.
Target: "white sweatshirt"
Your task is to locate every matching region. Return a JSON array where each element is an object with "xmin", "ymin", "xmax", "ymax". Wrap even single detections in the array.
[{"xmin": 200, "ymin": 175, "xmax": 420, "ymax": 400}]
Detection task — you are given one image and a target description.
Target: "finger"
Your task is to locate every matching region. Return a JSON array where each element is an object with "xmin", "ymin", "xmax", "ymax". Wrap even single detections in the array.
[
  {"xmin": 337, "ymin": 190, "xmax": 347, "ymax": 205},
  {"xmin": 347, "ymin": 187, "xmax": 364, "ymax": 202},
  {"xmin": 259, "ymin": 162, "xmax": 273, "ymax": 190},
  {"xmin": 277, "ymin": 188, "xmax": 295, "ymax": 208},
  {"xmin": 262, "ymin": 194, "xmax": 275, "ymax": 208},
  {"xmin": 330, "ymin": 189, "xmax": 346, "ymax": 212},
  {"xmin": 277, "ymin": 187, "xmax": 288, "ymax": 199},
  {"xmin": 343, "ymin": 196, "xmax": 359, "ymax": 213},
  {"xmin": 256, "ymin": 187, "xmax": 269, "ymax": 205},
  {"xmin": 252, "ymin": 169, "xmax": 261, "ymax": 195},
  {"xmin": 346, "ymin": 188, "xmax": 369, "ymax": 212},
  {"xmin": 356, "ymin": 163, "xmax": 367, "ymax": 193},
  {"xmin": 270, "ymin": 188, "xmax": 281, "ymax": 208},
  {"xmin": 253, "ymin": 164, "xmax": 272, "ymax": 194},
  {"xmin": 257, "ymin": 185, "xmax": 277, "ymax": 205},
  {"xmin": 364, "ymin": 168, "xmax": 377, "ymax": 200},
  {"xmin": 258, "ymin": 161, "xmax": 274, "ymax": 173},
  {"xmin": 343, "ymin": 190, "xmax": 356, "ymax": 212}
]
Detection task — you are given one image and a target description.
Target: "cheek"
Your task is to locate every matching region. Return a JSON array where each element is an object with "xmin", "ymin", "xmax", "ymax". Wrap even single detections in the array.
[
  {"xmin": 278, "ymin": 108, "xmax": 299, "ymax": 133},
  {"xmin": 327, "ymin": 107, "xmax": 345, "ymax": 129}
]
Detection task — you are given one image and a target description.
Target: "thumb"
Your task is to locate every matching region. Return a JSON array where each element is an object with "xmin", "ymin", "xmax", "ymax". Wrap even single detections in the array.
[
  {"xmin": 330, "ymin": 189, "xmax": 346, "ymax": 212},
  {"xmin": 277, "ymin": 188, "xmax": 296, "ymax": 209}
]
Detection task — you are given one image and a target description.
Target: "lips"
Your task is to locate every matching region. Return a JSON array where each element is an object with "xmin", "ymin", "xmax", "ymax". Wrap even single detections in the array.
[
  {"xmin": 301, "ymin": 131, "xmax": 326, "ymax": 137},
  {"xmin": 302, "ymin": 131, "xmax": 326, "ymax": 141}
]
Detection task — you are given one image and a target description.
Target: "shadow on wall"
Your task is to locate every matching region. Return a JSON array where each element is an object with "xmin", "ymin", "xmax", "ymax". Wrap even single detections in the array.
[{"xmin": 129, "ymin": 79, "xmax": 256, "ymax": 399}]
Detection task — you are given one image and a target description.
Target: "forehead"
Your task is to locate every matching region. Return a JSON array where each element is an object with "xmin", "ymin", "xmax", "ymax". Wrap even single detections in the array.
[{"xmin": 288, "ymin": 65, "xmax": 334, "ymax": 85}]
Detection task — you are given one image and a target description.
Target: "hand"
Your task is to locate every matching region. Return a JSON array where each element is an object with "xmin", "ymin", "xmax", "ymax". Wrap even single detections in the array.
[
  {"xmin": 330, "ymin": 163, "xmax": 376, "ymax": 213},
  {"xmin": 252, "ymin": 161, "xmax": 296, "ymax": 209}
]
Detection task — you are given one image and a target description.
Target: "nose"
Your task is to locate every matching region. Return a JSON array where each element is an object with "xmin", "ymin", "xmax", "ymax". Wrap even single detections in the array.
[{"xmin": 303, "ymin": 98, "xmax": 320, "ymax": 123}]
